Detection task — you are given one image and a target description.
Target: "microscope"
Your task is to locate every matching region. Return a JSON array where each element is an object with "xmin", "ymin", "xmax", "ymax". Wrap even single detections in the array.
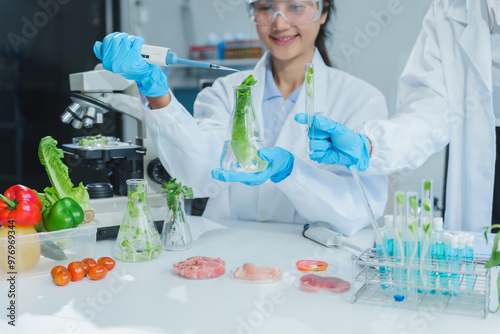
[{"xmin": 59, "ymin": 65, "xmax": 170, "ymax": 196}]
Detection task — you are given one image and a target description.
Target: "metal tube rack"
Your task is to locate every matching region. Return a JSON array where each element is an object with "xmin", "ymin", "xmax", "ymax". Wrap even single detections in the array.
[{"xmin": 351, "ymin": 248, "xmax": 491, "ymax": 318}]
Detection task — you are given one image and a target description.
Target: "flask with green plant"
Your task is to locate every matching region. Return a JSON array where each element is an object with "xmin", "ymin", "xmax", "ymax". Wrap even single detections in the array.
[
  {"xmin": 221, "ymin": 75, "xmax": 268, "ymax": 173},
  {"xmin": 114, "ymin": 179, "xmax": 162, "ymax": 262},
  {"xmin": 160, "ymin": 178, "xmax": 194, "ymax": 251}
]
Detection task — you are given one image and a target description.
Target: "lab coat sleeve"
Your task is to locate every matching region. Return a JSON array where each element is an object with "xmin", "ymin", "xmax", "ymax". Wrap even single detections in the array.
[
  {"xmin": 144, "ymin": 80, "xmax": 233, "ymax": 198},
  {"xmin": 276, "ymin": 89, "xmax": 389, "ymax": 236},
  {"xmin": 357, "ymin": 3, "xmax": 451, "ymax": 175}
]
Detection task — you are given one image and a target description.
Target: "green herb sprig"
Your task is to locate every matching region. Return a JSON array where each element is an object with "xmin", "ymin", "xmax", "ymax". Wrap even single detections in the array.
[
  {"xmin": 484, "ymin": 224, "xmax": 500, "ymax": 312},
  {"xmin": 160, "ymin": 178, "xmax": 193, "ymax": 215}
]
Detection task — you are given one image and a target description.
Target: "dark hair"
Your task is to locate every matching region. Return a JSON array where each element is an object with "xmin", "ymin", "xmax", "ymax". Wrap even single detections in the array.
[{"xmin": 316, "ymin": 0, "xmax": 334, "ymax": 67}]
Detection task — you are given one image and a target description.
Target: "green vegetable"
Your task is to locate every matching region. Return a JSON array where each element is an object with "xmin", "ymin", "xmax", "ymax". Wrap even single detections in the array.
[
  {"xmin": 127, "ymin": 183, "xmax": 146, "ymax": 218},
  {"xmin": 484, "ymin": 224, "xmax": 500, "ymax": 312},
  {"xmin": 42, "ymin": 197, "xmax": 84, "ymax": 231},
  {"xmin": 40, "ymin": 240, "xmax": 67, "ymax": 261},
  {"xmin": 396, "ymin": 191, "xmax": 404, "ymax": 205},
  {"xmin": 78, "ymin": 134, "xmax": 108, "ymax": 147},
  {"xmin": 38, "ymin": 136, "xmax": 91, "ymax": 212},
  {"xmin": 306, "ymin": 66, "xmax": 314, "ymax": 99},
  {"xmin": 231, "ymin": 75, "xmax": 268, "ymax": 172},
  {"xmin": 160, "ymin": 178, "xmax": 194, "ymax": 213},
  {"xmin": 422, "ymin": 223, "xmax": 432, "ymax": 238}
]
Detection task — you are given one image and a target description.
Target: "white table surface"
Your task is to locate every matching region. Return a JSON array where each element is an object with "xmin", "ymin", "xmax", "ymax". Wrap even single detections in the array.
[{"xmin": 1, "ymin": 216, "xmax": 499, "ymax": 334}]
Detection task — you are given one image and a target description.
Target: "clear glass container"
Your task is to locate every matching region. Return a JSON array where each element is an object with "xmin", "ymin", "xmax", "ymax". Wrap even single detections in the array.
[
  {"xmin": 220, "ymin": 85, "xmax": 268, "ymax": 173},
  {"xmin": 161, "ymin": 194, "xmax": 193, "ymax": 251},
  {"xmin": 114, "ymin": 179, "xmax": 162, "ymax": 262},
  {"xmin": 305, "ymin": 63, "xmax": 314, "ymax": 154}
]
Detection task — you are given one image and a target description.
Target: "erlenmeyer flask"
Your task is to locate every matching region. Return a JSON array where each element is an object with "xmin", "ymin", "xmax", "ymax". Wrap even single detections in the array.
[
  {"xmin": 161, "ymin": 194, "xmax": 193, "ymax": 251},
  {"xmin": 220, "ymin": 85, "xmax": 268, "ymax": 172},
  {"xmin": 114, "ymin": 179, "xmax": 162, "ymax": 262}
]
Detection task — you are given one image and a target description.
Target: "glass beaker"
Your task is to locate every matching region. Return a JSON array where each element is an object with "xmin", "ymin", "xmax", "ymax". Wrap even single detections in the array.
[
  {"xmin": 114, "ymin": 179, "xmax": 162, "ymax": 262},
  {"xmin": 220, "ymin": 85, "xmax": 268, "ymax": 173},
  {"xmin": 161, "ymin": 195, "xmax": 193, "ymax": 251}
]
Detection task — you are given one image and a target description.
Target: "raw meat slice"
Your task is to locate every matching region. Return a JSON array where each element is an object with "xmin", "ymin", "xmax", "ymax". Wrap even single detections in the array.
[
  {"xmin": 299, "ymin": 274, "xmax": 350, "ymax": 293},
  {"xmin": 233, "ymin": 263, "xmax": 282, "ymax": 281},
  {"xmin": 173, "ymin": 256, "xmax": 225, "ymax": 279}
]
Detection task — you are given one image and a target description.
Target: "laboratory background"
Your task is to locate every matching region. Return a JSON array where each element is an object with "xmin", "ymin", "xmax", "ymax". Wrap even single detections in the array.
[
  {"xmin": 4, "ymin": 1, "xmax": 498, "ymax": 334},
  {"xmin": 0, "ymin": 0, "xmax": 443, "ymax": 211}
]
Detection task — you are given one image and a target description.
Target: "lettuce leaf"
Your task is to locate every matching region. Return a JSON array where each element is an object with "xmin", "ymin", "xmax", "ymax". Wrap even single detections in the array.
[
  {"xmin": 38, "ymin": 136, "xmax": 91, "ymax": 211},
  {"xmin": 231, "ymin": 75, "xmax": 268, "ymax": 172}
]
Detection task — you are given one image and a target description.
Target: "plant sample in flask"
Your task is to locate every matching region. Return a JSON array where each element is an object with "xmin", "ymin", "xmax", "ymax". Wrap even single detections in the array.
[
  {"xmin": 160, "ymin": 178, "xmax": 194, "ymax": 251},
  {"xmin": 221, "ymin": 75, "xmax": 268, "ymax": 173},
  {"xmin": 114, "ymin": 179, "xmax": 162, "ymax": 262}
]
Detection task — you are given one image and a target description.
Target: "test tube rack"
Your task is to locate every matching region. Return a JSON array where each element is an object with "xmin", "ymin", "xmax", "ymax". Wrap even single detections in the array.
[{"xmin": 351, "ymin": 248, "xmax": 491, "ymax": 318}]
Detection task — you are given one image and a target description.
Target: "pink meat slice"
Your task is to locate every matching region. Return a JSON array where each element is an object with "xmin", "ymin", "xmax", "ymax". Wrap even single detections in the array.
[
  {"xmin": 233, "ymin": 263, "xmax": 282, "ymax": 281},
  {"xmin": 299, "ymin": 274, "xmax": 350, "ymax": 293},
  {"xmin": 173, "ymin": 256, "xmax": 226, "ymax": 279}
]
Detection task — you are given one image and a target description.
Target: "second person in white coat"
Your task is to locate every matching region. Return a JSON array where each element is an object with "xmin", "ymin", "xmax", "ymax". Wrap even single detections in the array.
[
  {"xmin": 94, "ymin": 0, "xmax": 388, "ymax": 235},
  {"xmin": 298, "ymin": 0, "xmax": 499, "ymax": 232}
]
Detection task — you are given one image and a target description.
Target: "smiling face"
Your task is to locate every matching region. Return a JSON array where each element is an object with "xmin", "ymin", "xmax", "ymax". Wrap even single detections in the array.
[{"xmin": 254, "ymin": 1, "xmax": 328, "ymax": 65}]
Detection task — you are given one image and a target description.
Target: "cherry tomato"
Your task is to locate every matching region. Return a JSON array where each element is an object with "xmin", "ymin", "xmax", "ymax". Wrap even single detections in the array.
[
  {"xmin": 54, "ymin": 269, "xmax": 72, "ymax": 286},
  {"xmin": 50, "ymin": 265, "xmax": 66, "ymax": 281},
  {"xmin": 67, "ymin": 262, "xmax": 86, "ymax": 282},
  {"xmin": 82, "ymin": 258, "xmax": 97, "ymax": 268},
  {"xmin": 80, "ymin": 261, "xmax": 90, "ymax": 275},
  {"xmin": 88, "ymin": 265, "xmax": 108, "ymax": 280},
  {"xmin": 97, "ymin": 257, "xmax": 116, "ymax": 271},
  {"xmin": 296, "ymin": 260, "xmax": 328, "ymax": 272}
]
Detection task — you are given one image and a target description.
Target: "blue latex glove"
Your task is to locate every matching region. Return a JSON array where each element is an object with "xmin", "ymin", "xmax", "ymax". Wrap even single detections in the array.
[
  {"xmin": 211, "ymin": 147, "xmax": 294, "ymax": 186},
  {"xmin": 93, "ymin": 32, "xmax": 169, "ymax": 97},
  {"xmin": 294, "ymin": 113, "xmax": 370, "ymax": 171}
]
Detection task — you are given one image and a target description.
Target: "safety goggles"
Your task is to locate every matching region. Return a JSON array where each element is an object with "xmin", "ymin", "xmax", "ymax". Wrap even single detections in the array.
[{"xmin": 246, "ymin": 0, "xmax": 323, "ymax": 26}]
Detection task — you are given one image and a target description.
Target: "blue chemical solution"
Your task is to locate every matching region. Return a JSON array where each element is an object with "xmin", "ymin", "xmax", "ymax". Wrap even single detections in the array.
[
  {"xmin": 394, "ymin": 294, "xmax": 405, "ymax": 302},
  {"xmin": 428, "ymin": 241, "xmax": 437, "ymax": 294},
  {"xmin": 465, "ymin": 236, "xmax": 474, "ymax": 291},
  {"xmin": 437, "ymin": 240, "xmax": 449, "ymax": 296}
]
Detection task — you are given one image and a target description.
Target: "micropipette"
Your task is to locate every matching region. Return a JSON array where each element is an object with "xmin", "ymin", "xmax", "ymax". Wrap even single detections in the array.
[{"xmin": 141, "ymin": 45, "xmax": 239, "ymax": 72}]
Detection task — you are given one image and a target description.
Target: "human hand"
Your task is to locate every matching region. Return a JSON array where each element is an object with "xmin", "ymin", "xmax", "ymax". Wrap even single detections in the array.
[
  {"xmin": 211, "ymin": 147, "xmax": 294, "ymax": 186},
  {"xmin": 295, "ymin": 113, "xmax": 370, "ymax": 171},
  {"xmin": 93, "ymin": 32, "xmax": 169, "ymax": 97}
]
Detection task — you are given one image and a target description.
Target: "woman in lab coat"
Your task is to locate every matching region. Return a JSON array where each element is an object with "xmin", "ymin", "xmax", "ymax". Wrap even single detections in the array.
[
  {"xmin": 94, "ymin": 0, "xmax": 388, "ymax": 236},
  {"xmin": 300, "ymin": 0, "xmax": 499, "ymax": 232}
]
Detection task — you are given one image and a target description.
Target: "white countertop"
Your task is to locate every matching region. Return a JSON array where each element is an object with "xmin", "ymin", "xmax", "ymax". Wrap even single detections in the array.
[{"xmin": 1, "ymin": 216, "xmax": 499, "ymax": 334}]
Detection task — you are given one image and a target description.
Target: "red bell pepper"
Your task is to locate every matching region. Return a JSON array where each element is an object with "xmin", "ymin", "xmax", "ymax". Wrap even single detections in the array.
[{"xmin": 0, "ymin": 185, "xmax": 43, "ymax": 227}]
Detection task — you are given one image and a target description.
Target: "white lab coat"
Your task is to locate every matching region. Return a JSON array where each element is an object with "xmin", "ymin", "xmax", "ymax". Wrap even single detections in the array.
[
  {"xmin": 358, "ymin": 0, "xmax": 495, "ymax": 232},
  {"xmin": 145, "ymin": 49, "xmax": 388, "ymax": 236}
]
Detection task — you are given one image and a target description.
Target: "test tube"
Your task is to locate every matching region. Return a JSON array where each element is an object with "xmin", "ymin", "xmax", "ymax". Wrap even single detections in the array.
[
  {"xmin": 406, "ymin": 192, "xmax": 419, "ymax": 298},
  {"xmin": 305, "ymin": 63, "xmax": 314, "ymax": 154},
  {"xmin": 393, "ymin": 190, "xmax": 406, "ymax": 302},
  {"xmin": 419, "ymin": 179, "xmax": 434, "ymax": 292},
  {"xmin": 464, "ymin": 234, "xmax": 474, "ymax": 291}
]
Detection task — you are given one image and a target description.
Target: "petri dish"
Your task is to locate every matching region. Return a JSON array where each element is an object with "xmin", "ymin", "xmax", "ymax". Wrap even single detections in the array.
[
  {"xmin": 230, "ymin": 262, "xmax": 283, "ymax": 283},
  {"xmin": 171, "ymin": 256, "xmax": 226, "ymax": 280},
  {"xmin": 295, "ymin": 273, "xmax": 351, "ymax": 295}
]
